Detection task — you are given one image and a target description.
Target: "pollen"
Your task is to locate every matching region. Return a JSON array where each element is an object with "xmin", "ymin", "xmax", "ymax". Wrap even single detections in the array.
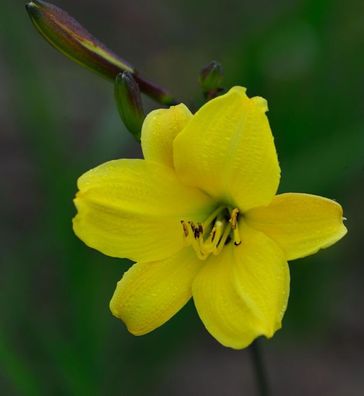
[{"xmin": 181, "ymin": 207, "xmax": 242, "ymax": 260}]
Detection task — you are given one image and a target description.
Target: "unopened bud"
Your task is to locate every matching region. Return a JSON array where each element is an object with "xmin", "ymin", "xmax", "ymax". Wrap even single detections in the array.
[
  {"xmin": 26, "ymin": 1, "xmax": 177, "ymax": 106},
  {"xmin": 199, "ymin": 61, "xmax": 224, "ymax": 100},
  {"xmin": 115, "ymin": 72, "xmax": 145, "ymax": 141},
  {"xmin": 25, "ymin": 0, "xmax": 133, "ymax": 80}
]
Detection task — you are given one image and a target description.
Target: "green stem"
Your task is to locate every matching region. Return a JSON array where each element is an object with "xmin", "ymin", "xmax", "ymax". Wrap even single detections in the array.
[
  {"xmin": 249, "ymin": 339, "xmax": 270, "ymax": 396},
  {"xmin": 134, "ymin": 74, "xmax": 177, "ymax": 106}
]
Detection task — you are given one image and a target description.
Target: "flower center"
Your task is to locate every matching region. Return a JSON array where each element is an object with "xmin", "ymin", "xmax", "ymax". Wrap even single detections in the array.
[{"xmin": 181, "ymin": 206, "xmax": 241, "ymax": 260}]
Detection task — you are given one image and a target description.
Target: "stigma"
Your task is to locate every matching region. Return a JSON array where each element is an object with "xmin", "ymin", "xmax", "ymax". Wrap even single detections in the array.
[{"xmin": 181, "ymin": 206, "xmax": 242, "ymax": 260}]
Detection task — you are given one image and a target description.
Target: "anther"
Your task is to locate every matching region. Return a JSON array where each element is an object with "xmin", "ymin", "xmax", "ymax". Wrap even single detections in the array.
[
  {"xmin": 181, "ymin": 220, "xmax": 189, "ymax": 237},
  {"xmin": 193, "ymin": 224, "xmax": 201, "ymax": 239},
  {"xmin": 229, "ymin": 208, "xmax": 242, "ymax": 246},
  {"xmin": 229, "ymin": 208, "xmax": 239, "ymax": 229}
]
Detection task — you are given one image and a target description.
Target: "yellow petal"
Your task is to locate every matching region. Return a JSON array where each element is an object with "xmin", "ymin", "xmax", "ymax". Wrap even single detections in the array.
[
  {"xmin": 110, "ymin": 248, "xmax": 202, "ymax": 335},
  {"xmin": 192, "ymin": 223, "xmax": 289, "ymax": 349},
  {"xmin": 141, "ymin": 104, "xmax": 192, "ymax": 167},
  {"xmin": 245, "ymin": 193, "xmax": 347, "ymax": 260},
  {"xmin": 73, "ymin": 159, "xmax": 213, "ymax": 262},
  {"xmin": 174, "ymin": 87, "xmax": 280, "ymax": 211}
]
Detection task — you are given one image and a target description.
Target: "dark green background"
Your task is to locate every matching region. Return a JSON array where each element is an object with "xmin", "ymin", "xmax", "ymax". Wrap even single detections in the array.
[{"xmin": 1, "ymin": 0, "xmax": 363, "ymax": 394}]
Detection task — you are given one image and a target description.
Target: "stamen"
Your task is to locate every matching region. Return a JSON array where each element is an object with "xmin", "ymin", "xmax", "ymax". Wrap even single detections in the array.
[
  {"xmin": 213, "ymin": 223, "xmax": 232, "ymax": 255},
  {"xmin": 180, "ymin": 206, "xmax": 243, "ymax": 260},
  {"xmin": 229, "ymin": 208, "xmax": 239, "ymax": 229},
  {"xmin": 210, "ymin": 227, "xmax": 217, "ymax": 242},
  {"xmin": 181, "ymin": 220, "xmax": 189, "ymax": 237},
  {"xmin": 202, "ymin": 205, "xmax": 225, "ymax": 230},
  {"xmin": 229, "ymin": 208, "xmax": 242, "ymax": 246},
  {"xmin": 212, "ymin": 219, "xmax": 225, "ymax": 243},
  {"xmin": 233, "ymin": 229, "xmax": 241, "ymax": 246},
  {"xmin": 187, "ymin": 221, "xmax": 209, "ymax": 260}
]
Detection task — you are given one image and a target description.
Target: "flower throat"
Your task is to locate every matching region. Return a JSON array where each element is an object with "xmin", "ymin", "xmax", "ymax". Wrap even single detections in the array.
[{"xmin": 181, "ymin": 206, "xmax": 241, "ymax": 260}]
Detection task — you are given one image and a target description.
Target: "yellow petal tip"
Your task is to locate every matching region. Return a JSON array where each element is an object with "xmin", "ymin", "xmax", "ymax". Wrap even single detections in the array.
[
  {"xmin": 230, "ymin": 86, "xmax": 247, "ymax": 94},
  {"xmin": 251, "ymin": 96, "xmax": 269, "ymax": 112}
]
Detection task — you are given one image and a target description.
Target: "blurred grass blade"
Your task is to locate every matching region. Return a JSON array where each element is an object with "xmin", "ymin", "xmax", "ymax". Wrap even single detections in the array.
[
  {"xmin": 199, "ymin": 60, "xmax": 224, "ymax": 100},
  {"xmin": 25, "ymin": 0, "xmax": 177, "ymax": 105},
  {"xmin": 115, "ymin": 72, "xmax": 145, "ymax": 141},
  {"xmin": 0, "ymin": 330, "xmax": 41, "ymax": 396},
  {"xmin": 25, "ymin": 0, "xmax": 134, "ymax": 79}
]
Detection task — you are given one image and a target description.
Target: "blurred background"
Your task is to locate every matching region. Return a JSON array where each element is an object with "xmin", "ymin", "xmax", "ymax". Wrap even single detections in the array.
[{"xmin": 1, "ymin": 0, "xmax": 363, "ymax": 394}]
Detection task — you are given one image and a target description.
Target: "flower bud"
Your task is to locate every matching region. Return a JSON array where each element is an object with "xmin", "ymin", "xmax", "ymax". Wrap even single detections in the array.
[
  {"xmin": 26, "ymin": 1, "xmax": 177, "ymax": 106},
  {"xmin": 25, "ymin": 0, "xmax": 134, "ymax": 80},
  {"xmin": 115, "ymin": 72, "xmax": 145, "ymax": 141},
  {"xmin": 199, "ymin": 61, "xmax": 224, "ymax": 100}
]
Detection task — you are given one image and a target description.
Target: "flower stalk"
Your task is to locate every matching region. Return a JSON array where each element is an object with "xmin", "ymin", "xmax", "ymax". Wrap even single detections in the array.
[
  {"xmin": 25, "ymin": 0, "xmax": 177, "ymax": 105},
  {"xmin": 249, "ymin": 340, "xmax": 270, "ymax": 396}
]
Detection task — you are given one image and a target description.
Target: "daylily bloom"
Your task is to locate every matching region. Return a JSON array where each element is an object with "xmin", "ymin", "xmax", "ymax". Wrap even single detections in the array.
[{"xmin": 73, "ymin": 87, "xmax": 347, "ymax": 349}]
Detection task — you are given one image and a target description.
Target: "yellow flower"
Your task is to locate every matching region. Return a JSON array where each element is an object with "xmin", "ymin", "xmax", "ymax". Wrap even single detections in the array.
[{"xmin": 73, "ymin": 87, "xmax": 347, "ymax": 349}]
